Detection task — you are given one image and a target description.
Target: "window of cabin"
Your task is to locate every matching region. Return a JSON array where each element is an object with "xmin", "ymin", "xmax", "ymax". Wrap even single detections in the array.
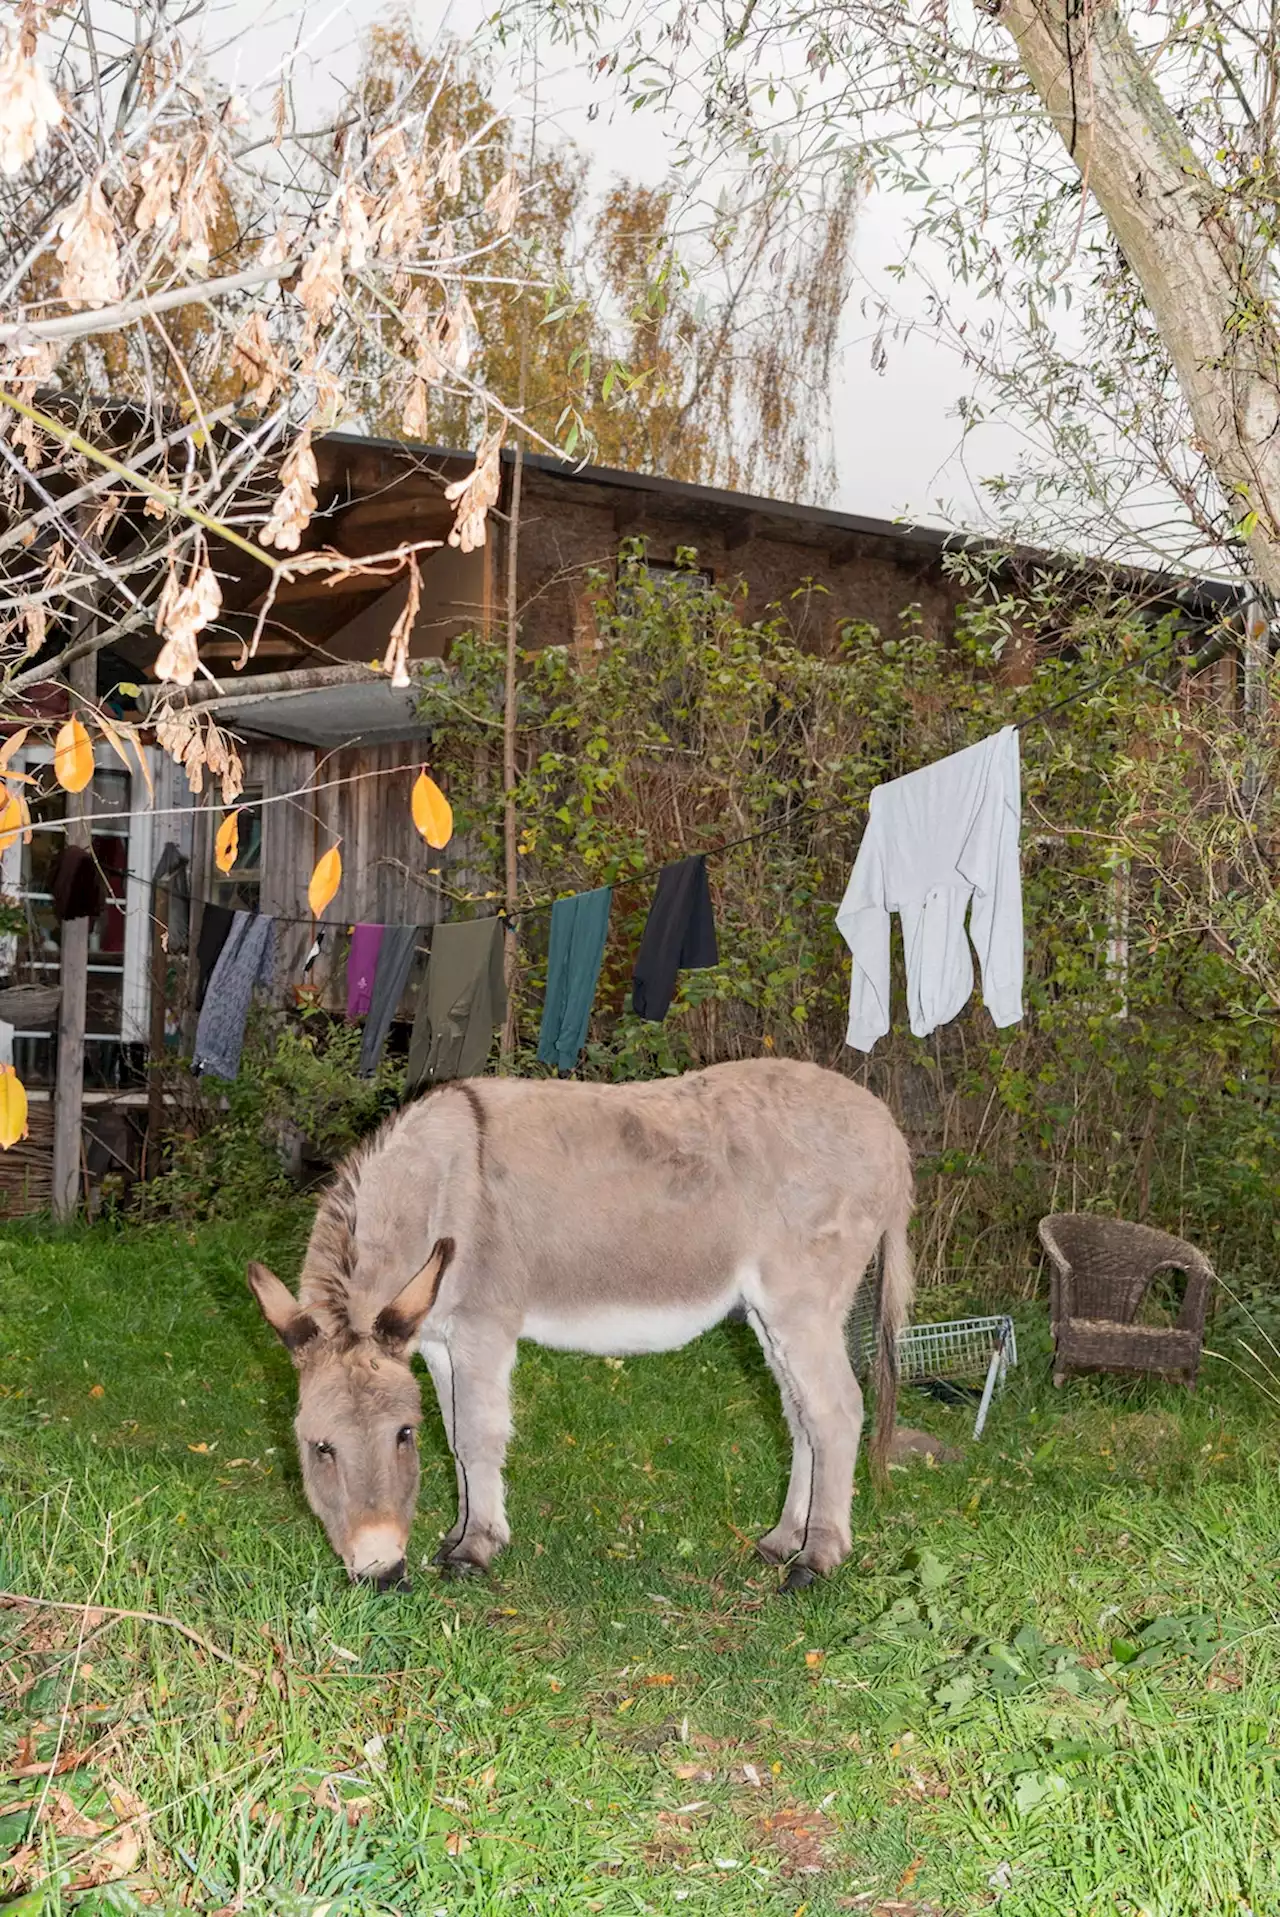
[
  {"xmin": 0, "ymin": 744, "xmax": 155, "ymax": 1090},
  {"xmin": 617, "ymin": 555, "xmax": 715, "ymax": 618}
]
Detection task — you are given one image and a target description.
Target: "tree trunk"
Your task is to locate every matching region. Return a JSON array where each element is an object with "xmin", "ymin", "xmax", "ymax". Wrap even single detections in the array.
[{"xmin": 998, "ymin": 0, "xmax": 1280, "ymax": 592}]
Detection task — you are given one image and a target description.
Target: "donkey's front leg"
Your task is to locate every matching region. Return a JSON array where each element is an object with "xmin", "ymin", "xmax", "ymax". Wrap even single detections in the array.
[{"xmin": 433, "ymin": 1319, "xmax": 518, "ymax": 1577}]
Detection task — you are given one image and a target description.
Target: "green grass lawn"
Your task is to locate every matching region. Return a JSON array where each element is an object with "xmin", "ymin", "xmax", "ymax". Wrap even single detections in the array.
[{"xmin": 2, "ymin": 1210, "xmax": 1279, "ymax": 1916}]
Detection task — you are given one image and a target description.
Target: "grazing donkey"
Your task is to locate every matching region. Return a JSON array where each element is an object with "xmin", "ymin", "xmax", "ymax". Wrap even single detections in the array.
[{"xmin": 248, "ymin": 1058, "xmax": 914, "ymax": 1592}]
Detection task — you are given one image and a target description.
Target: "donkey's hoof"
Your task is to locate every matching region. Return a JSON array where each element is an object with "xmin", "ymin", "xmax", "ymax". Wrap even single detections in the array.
[
  {"xmin": 780, "ymin": 1562, "xmax": 819, "ymax": 1594},
  {"xmin": 756, "ymin": 1527, "xmax": 801, "ymax": 1566},
  {"xmin": 436, "ymin": 1553, "xmax": 489, "ymax": 1580}
]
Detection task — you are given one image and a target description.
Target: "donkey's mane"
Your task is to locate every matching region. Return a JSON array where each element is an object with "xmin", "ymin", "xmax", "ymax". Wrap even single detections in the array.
[{"xmin": 303, "ymin": 1104, "xmax": 413, "ymax": 1329}]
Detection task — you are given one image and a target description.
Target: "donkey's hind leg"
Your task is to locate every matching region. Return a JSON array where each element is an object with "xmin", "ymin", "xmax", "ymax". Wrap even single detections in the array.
[
  {"xmin": 753, "ymin": 1364, "xmax": 812, "ymax": 1567},
  {"xmin": 749, "ymin": 1283, "xmax": 865, "ymax": 1587}
]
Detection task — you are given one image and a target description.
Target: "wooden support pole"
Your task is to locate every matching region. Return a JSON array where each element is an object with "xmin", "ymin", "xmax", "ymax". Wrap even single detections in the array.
[
  {"xmin": 500, "ymin": 335, "xmax": 528, "ymax": 1067},
  {"xmin": 145, "ymin": 879, "xmax": 169, "ymax": 1177},
  {"xmin": 51, "ymin": 651, "xmax": 95, "ymax": 1222}
]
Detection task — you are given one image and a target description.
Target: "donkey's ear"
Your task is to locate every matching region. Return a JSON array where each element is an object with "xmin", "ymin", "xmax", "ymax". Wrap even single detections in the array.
[
  {"xmin": 373, "ymin": 1237, "xmax": 454, "ymax": 1354},
  {"xmin": 247, "ymin": 1262, "xmax": 320, "ymax": 1357}
]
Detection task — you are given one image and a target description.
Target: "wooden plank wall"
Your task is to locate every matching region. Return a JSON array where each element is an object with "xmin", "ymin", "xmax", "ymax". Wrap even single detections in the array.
[{"xmin": 186, "ymin": 739, "xmax": 455, "ymax": 1015}]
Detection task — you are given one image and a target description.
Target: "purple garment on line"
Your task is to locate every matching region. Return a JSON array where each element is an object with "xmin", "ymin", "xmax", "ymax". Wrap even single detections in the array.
[{"xmin": 347, "ymin": 923, "xmax": 385, "ymax": 1020}]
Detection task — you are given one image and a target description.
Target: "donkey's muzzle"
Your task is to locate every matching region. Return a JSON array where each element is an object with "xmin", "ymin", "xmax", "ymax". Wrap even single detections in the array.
[{"xmin": 356, "ymin": 1558, "xmax": 409, "ymax": 1593}]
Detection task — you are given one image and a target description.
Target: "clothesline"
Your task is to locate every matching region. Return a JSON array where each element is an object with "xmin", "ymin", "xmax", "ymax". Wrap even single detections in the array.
[{"xmin": 92, "ymin": 794, "xmax": 856, "ymax": 934}]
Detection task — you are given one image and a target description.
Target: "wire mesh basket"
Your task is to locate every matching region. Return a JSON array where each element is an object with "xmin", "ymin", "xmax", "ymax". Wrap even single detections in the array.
[
  {"xmin": 846, "ymin": 1253, "xmax": 1016, "ymax": 1438},
  {"xmin": 0, "ymin": 984, "xmax": 61, "ymax": 1027}
]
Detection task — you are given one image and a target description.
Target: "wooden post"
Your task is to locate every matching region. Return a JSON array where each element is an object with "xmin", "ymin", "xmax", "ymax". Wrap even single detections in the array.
[
  {"xmin": 145, "ymin": 878, "xmax": 170, "ymax": 1177},
  {"xmin": 51, "ymin": 651, "xmax": 95, "ymax": 1222},
  {"xmin": 500, "ymin": 334, "xmax": 528, "ymax": 1066}
]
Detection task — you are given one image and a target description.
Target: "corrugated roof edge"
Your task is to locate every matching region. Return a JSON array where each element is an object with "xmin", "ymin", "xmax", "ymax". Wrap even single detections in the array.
[{"xmin": 318, "ymin": 431, "xmax": 1246, "ymax": 617}]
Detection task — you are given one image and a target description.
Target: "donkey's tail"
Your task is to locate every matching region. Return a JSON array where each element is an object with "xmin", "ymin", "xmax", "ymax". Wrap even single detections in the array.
[{"xmin": 869, "ymin": 1158, "xmax": 916, "ymax": 1490}]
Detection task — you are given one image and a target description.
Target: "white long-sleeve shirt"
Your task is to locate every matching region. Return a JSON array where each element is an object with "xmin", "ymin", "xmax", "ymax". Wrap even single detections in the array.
[{"xmin": 837, "ymin": 726, "xmax": 1023, "ymax": 1052}]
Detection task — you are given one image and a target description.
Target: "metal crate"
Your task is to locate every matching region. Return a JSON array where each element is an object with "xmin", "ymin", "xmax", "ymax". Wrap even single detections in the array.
[{"xmin": 847, "ymin": 1255, "xmax": 1016, "ymax": 1439}]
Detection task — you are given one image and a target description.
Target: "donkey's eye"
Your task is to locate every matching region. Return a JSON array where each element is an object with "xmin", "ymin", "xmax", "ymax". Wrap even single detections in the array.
[
  {"xmin": 396, "ymin": 1425, "xmax": 415, "ymax": 1448},
  {"xmin": 313, "ymin": 1440, "xmax": 335, "ymax": 1461}
]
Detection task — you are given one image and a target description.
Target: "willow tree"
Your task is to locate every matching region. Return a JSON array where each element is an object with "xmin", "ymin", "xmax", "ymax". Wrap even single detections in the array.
[
  {"xmin": 525, "ymin": 0, "xmax": 1280, "ymax": 585},
  {"xmin": 359, "ymin": 26, "xmax": 862, "ymax": 499}
]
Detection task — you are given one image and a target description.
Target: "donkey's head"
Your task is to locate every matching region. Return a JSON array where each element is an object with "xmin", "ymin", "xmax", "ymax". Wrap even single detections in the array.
[{"xmin": 247, "ymin": 1238, "xmax": 453, "ymax": 1590}]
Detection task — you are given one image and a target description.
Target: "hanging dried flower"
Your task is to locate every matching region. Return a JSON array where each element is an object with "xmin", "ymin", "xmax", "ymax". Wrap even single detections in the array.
[
  {"xmin": 177, "ymin": 137, "xmax": 224, "ymax": 265},
  {"xmin": 21, "ymin": 599, "xmax": 45, "ymax": 656},
  {"xmin": 398, "ymin": 284, "xmax": 431, "ymax": 347},
  {"xmin": 340, "ymin": 185, "xmax": 372, "ymax": 271},
  {"xmin": 484, "ymin": 166, "xmax": 521, "ymax": 235},
  {"xmin": 382, "ymin": 558, "xmax": 421, "ymax": 689},
  {"xmin": 231, "ymin": 310, "xmax": 284, "ymax": 410},
  {"xmin": 154, "ymin": 553, "xmax": 222, "ymax": 687},
  {"xmin": 441, "ymin": 294, "xmax": 476, "ymax": 375},
  {"xmin": 401, "ymin": 375, "xmax": 430, "ymax": 441},
  {"xmin": 435, "ymin": 139, "xmax": 463, "ymax": 198},
  {"xmin": 133, "ymin": 139, "xmax": 182, "ymax": 235},
  {"xmin": 259, "ymin": 430, "xmax": 318, "ymax": 552},
  {"xmin": 202, "ymin": 720, "xmax": 244, "ymax": 806},
  {"xmin": 154, "ymin": 706, "xmax": 243, "ymax": 803},
  {"xmin": 310, "ymin": 365, "xmax": 346, "ymax": 432},
  {"xmin": 0, "ymin": 30, "xmax": 63, "ymax": 177},
  {"xmin": 297, "ymin": 237, "xmax": 343, "ymax": 321},
  {"xmin": 56, "ymin": 177, "xmax": 121, "ymax": 309},
  {"xmin": 0, "ymin": 336, "xmax": 56, "ymax": 398},
  {"xmin": 444, "ymin": 430, "xmax": 502, "ymax": 553},
  {"xmin": 415, "ymin": 296, "xmax": 475, "ymax": 385},
  {"xmin": 262, "ymin": 222, "xmax": 296, "ymax": 268},
  {"xmin": 373, "ymin": 167, "xmax": 421, "ymax": 258}
]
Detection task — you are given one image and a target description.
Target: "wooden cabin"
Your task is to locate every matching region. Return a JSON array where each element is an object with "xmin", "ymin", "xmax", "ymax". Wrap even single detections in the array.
[{"xmin": 0, "ymin": 433, "xmax": 1246, "ymax": 1214}]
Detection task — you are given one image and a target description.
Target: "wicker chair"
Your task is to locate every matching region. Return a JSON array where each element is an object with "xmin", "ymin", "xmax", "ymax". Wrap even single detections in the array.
[{"xmin": 1037, "ymin": 1213, "xmax": 1216, "ymax": 1389}]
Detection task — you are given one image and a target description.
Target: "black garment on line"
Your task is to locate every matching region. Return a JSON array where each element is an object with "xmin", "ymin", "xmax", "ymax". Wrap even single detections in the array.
[
  {"xmin": 631, "ymin": 853, "xmax": 719, "ymax": 1021},
  {"xmin": 152, "ymin": 841, "xmax": 191, "ymax": 954},
  {"xmin": 193, "ymin": 903, "xmax": 235, "ymax": 1011},
  {"xmin": 50, "ymin": 845, "xmax": 105, "ymax": 923},
  {"xmin": 358, "ymin": 924, "xmax": 420, "ymax": 1077}
]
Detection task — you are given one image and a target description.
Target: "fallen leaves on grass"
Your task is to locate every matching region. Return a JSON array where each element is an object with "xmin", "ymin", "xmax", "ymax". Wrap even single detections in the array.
[
  {"xmin": 751, "ymin": 1802, "xmax": 839, "ymax": 1878},
  {"xmin": 4, "ymin": 1733, "xmax": 99, "ymax": 1779},
  {"xmin": 2, "ymin": 1778, "xmax": 146, "ymax": 1896}
]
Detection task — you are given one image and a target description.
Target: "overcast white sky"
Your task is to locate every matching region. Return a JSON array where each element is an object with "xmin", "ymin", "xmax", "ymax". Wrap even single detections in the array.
[{"xmin": 205, "ymin": 0, "xmax": 1027, "ymax": 530}]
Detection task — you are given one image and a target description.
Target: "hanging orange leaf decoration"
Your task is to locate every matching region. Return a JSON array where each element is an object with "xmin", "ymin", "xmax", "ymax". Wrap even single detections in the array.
[
  {"xmin": 54, "ymin": 715, "xmax": 93, "ymax": 793},
  {"xmin": 214, "ymin": 809, "xmax": 240, "ymax": 875},
  {"xmin": 0, "ymin": 787, "xmax": 23, "ymax": 854},
  {"xmin": 308, "ymin": 844, "xmax": 341, "ymax": 918},
  {"xmin": 0, "ymin": 1066, "xmax": 28, "ymax": 1150},
  {"xmin": 411, "ymin": 770, "xmax": 453, "ymax": 851}
]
